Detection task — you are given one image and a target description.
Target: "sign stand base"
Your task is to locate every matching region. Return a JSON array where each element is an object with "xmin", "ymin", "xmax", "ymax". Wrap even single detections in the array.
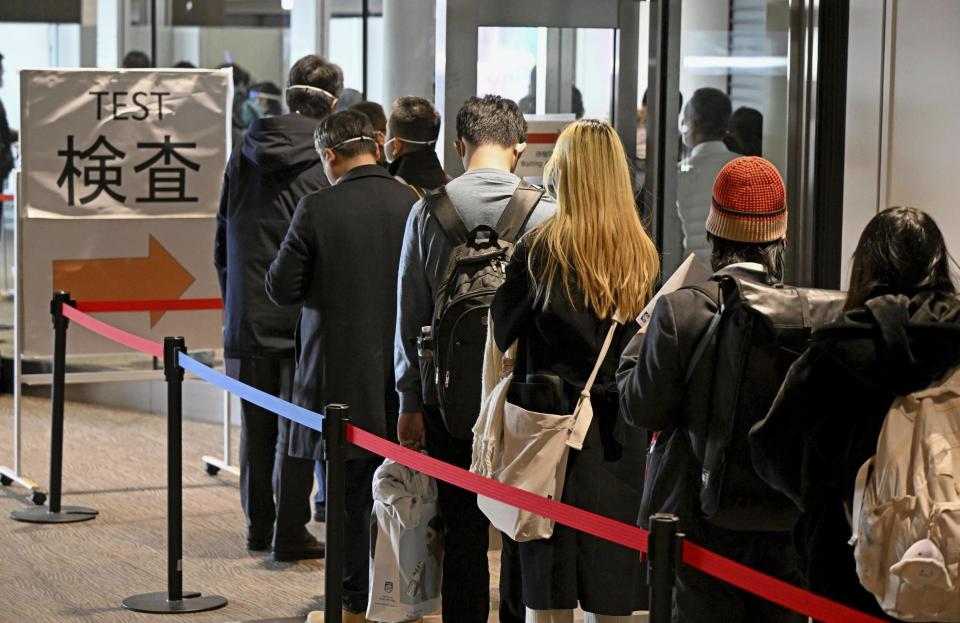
[
  {"xmin": 121, "ymin": 592, "xmax": 228, "ymax": 614},
  {"xmin": 10, "ymin": 505, "xmax": 98, "ymax": 524}
]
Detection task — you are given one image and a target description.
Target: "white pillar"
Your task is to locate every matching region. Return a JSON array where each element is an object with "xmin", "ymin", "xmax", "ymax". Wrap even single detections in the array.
[
  {"xmin": 290, "ymin": 0, "xmax": 331, "ymax": 64},
  {"xmin": 96, "ymin": 0, "xmax": 124, "ymax": 68},
  {"xmin": 381, "ymin": 0, "xmax": 436, "ymax": 106}
]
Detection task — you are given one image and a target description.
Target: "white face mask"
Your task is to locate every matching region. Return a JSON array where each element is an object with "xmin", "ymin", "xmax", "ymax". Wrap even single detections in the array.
[
  {"xmin": 286, "ymin": 84, "xmax": 336, "ymax": 100},
  {"xmin": 383, "ymin": 135, "xmax": 437, "ymax": 163}
]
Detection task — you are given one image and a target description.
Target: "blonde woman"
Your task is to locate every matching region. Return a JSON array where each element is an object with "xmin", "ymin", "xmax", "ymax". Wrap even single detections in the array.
[{"xmin": 491, "ymin": 119, "xmax": 659, "ymax": 623}]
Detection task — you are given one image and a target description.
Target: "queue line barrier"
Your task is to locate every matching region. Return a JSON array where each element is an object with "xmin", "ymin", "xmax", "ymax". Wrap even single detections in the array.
[{"xmin": 15, "ymin": 291, "xmax": 889, "ymax": 623}]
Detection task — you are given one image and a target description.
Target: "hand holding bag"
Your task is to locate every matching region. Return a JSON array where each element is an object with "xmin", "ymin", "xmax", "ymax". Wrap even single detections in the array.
[{"xmin": 476, "ymin": 313, "xmax": 623, "ymax": 542}]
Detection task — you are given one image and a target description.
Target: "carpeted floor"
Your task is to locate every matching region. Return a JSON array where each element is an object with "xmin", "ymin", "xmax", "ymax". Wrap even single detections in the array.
[{"xmin": 0, "ymin": 394, "xmax": 538, "ymax": 623}]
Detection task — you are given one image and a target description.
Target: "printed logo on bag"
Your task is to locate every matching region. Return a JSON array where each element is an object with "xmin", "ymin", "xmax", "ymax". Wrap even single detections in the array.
[{"xmin": 384, "ymin": 581, "xmax": 394, "ymax": 594}]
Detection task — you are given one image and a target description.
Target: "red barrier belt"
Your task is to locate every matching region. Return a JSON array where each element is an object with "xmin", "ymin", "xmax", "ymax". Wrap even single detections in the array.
[
  {"xmin": 682, "ymin": 542, "xmax": 886, "ymax": 623},
  {"xmin": 62, "ymin": 304, "xmax": 163, "ymax": 358},
  {"xmin": 55, "ymin": 306, "xmax": 889, "ymax": 623},
  {"xmin": 0, "ymin": 194, "xmax": 14, "ymax": 202},
  {"xmin": 347, "ymin": 425, "xmax": 650, "ymax": 554},
  {"xmin": 348, "ymin": 425, "xmax": 888, "ymax": 623},
  {"xmin": 75, "ymin": 298, "xmax": 224, "ymax": 312}
]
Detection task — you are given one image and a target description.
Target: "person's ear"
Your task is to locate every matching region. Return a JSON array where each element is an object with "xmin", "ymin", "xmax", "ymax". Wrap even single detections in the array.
[
  {"xmin": 392, "ymin": 138, "xmax": 405, "ymax": 158},
  {"xmin": 329, "ymin": 97, "xmax": 338, "ymax": 112},
  {"xmin": 514, "ymin": 142, "xmax": 528, "ymax": 159},
  {"xmin": 324, "ymin": 147, "xmax": 338, "ymax": 168},
  {"xmin": 376, "ymin": 130, "xmax": 386, "ymax": 146},
  {"xmin": 454, "ymin": 140, "xmax": 465, "ymax": 159}
]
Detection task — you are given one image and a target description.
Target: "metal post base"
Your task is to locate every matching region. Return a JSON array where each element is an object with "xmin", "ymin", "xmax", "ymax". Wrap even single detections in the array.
[
  {"xmin": 10, "ymin": 505, "xmax": 98, "ymax": 523},
  {"xmin": 121, "ymin": 591, "xmax": 228, "ymax": 613}
]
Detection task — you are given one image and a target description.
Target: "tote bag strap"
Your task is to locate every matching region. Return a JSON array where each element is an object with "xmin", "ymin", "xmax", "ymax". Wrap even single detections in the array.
[
  {"xmin": 567, "ymin": 310, "xmax": 623, "ymax": 450},
  {"xmin": 580, "ymin": 310, "xmax": 624, "ymax": 398}
]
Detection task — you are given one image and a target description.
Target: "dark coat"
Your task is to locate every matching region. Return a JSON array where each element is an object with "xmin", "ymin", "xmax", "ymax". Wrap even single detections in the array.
[
  {"xmin": 0, "ymin": 98, "xmax": 14, "ymax": 187},
  {"xmin": 387, "ymin": 150, "xmax": 449, "ymax": 193},
  {"xmin": 490, "ymin": 239, "xmax": 648, "ymax": 615},
  {"xmin": 750, "ymin": 291, "xmax": 960, "ymax": 620},
  {"xmin": 616, "ymin": 264, "xmax": 800, "ymax": 530},
  {"xmin": 215, "ymin": 113, "xmax": 329, "ymax": 359},
  {"xmin": 266, "ymin": 164, "xmax": 418, "ymax": 461}
]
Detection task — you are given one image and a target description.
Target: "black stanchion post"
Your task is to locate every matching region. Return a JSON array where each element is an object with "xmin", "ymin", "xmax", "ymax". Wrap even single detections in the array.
[
  {"xmin": 648, "ymin": 513, "xmax": 683, "ymax": 623},
  {"xmin": 324, "ymin": 404, "xmax": 349, "ymax": 623},
  {"xmin": 12, "ymin": 291, "xmax": 98, "ymax": 524},
  {"xmin": 122, "ymin": 337, "xmax": 227, "ymax": 614}
]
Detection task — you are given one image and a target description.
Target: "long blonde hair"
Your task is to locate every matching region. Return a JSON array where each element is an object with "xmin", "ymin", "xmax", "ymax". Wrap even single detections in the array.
[{"xmin": 528, "ymin": 119, "xmax": 659, "ymax": 320}]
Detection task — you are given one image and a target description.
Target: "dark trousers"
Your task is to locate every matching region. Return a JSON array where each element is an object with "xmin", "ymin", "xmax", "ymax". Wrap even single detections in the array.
[
  {"xmin": 226, "ymin": 358, "xmax": 314, "ymax": 546},
  {"xmin": 673, "ymin": 525, "xmax": 806, "ymax": 623},
  {"xmin": 341, "ymin": 458, "xmax": 380, "ymax": 614},
  {"xmin": 424, "ymin": 408, "xmax": 524, "ymax": 623}
]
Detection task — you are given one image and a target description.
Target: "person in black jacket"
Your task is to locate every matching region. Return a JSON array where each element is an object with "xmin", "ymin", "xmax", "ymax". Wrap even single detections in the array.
[
  {"xmin": 384, "ymin": 96, "xmax": 449, "ymax": 195},
  {"xmin": 266, "ymin": 110, "xmax": 417, "ymax": 622},
  {"xmin": 750, "ymin": 207, "xmax": 960, "ymax": 621},
  {"xmin": 0, "ymin": 53, "xmax": 16, "ymax": 191},
  {"xmin": 492, "ymin": 120, "xmax": 659, "ymax": 622},
  {"xmin": 214, "ymin": 54, "xmax": 343, "ymax": 561},
  {"xmin": 617, "ymin": 157, "xmax": 805, "ymax": 623}
]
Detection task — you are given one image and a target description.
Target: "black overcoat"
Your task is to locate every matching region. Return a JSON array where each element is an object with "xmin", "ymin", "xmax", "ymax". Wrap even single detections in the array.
[
  {"xmin": 266, "ymin": 164, "xmax": 418, "ymax": 461},
  {"xmin": 214, "ymin": 113, "xmax": 329, "ymax": 359}
]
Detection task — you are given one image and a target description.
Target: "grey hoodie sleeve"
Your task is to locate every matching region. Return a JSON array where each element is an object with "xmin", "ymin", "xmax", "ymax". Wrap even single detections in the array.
[{"xmin": 395, "ymin": 202, "xmax": 432, "ymax": 413}]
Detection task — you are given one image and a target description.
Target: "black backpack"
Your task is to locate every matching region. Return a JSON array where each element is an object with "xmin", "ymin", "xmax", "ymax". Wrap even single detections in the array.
[
  {"xmin": 417, "ymin": 180, "xmax": 544, "ymax": 439},
  {"xmin": 683, "ymin": 273, "xmax": 845, "ymax": 530}
]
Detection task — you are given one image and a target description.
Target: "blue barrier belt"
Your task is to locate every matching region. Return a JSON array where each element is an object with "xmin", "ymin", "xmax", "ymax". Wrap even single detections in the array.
[{"xmin": 177, "ymin": 353, "xmax": 324, "ymax": 433}]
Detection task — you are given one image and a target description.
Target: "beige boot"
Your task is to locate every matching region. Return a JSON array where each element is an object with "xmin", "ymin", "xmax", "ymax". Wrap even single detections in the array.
[{"xmin": 342, "ymin": 609, "xmax": 374, "ymax": 623}]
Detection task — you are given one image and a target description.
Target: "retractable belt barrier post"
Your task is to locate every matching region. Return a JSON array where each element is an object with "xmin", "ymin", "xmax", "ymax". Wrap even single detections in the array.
[
  {"xmin": 121, "ymin": 336, "xmax": 228, "ymax": 614},
  {"xmin": 324, "ymin": 405, "xmax": 349, "ymax": 623},
  {"xmin": 647, "ymin": 514, "xmax": 683, "ymax": 623},
  {"xmin": 47, "ymin": 303, "xmax": 892, "ymax": 623},
  {"xmin": 11, "ymin": 291, "xmax": 98, "ymax": 524}
]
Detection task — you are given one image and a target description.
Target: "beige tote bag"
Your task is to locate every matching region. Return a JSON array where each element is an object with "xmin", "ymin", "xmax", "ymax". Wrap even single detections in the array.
[{"xmin": 477, "ymin": 315, "xmax": 622, "ymax": 542}]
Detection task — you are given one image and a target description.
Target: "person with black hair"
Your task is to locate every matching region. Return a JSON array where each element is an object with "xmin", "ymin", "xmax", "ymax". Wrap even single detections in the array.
[
  {"xmin": 724, "ymin": 107, "xmax": 763, "ymax": 157},
  {"xmin": 249, "ymin": 81, "xmax": 283, "ymax": 117},
  {"xmin": 173, "ymin": 60, "xmax": 196, "ymax": 69},
  {"xmin": 751, "ymin": 207, "xmax": 960, "ymax": 621},
  {"xmin": 385, "ymin": 96, "xmax": 448, "ymax": 195},
  {"xmin": 267, "ymin": 110, "xmax": 417, "ymax": 623},
  {"xmin": 0, "ymin": 53, "xmax": 16, "ymax": 191},
  {"xmin": 619, "ymin": 158, "xmax": 812, "ymax": 623},
  {"xmin": 215, "ymin": 54, "xmax": 342, "ymax": 563},
  {"xmin": 395, "ymin": 94, "xmax": 555, "ymax": 623},
  {"xmin": 218, "ymin": 62, "xmax": 255, "ymax": 146},
  {"xmin": 122, "ymin": 50, "xmax": 151, "ymax": 68},
  {"xmin": 677, "ymin": 87, "xmax": 738, "ymax": 263},
  {"xmin": 350, "ymin": 100, "xmax": 388, "ymax": 166}
]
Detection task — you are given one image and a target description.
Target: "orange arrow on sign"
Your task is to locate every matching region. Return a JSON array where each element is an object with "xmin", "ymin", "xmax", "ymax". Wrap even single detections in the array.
[{"xmin": 53, "ymin": 235, "xmax": 196, "ymax": 327}]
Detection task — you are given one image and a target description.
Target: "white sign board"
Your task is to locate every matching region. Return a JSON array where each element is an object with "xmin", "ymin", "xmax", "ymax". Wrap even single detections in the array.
[
  {"xmin": 516, "ymin": 116, "xmax": 575, "ymax": 180},
  {"xmin": 18, "ymin": 70, "xmax": 230, "ymax": 356},
  {"xmin": 20, "ymin": 69, "xmax": 231, "ymax": 218}
]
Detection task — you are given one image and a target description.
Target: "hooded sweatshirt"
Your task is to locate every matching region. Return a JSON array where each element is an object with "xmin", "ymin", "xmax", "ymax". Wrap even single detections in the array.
[
  {"xmin": 750, "ymin": 290, "xmax": 960, "ymax": 619},
  {"xmin": 214, "ymin": 113, "xmax": 329, "ymax": 359}
]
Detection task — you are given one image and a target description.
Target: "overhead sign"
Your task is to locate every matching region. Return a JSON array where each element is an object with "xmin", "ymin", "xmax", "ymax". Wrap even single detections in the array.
[
  {"xmin": 20, "ymin": 69, "xmax": 231, "ymax": 218},
  {"xmin": 516, "ymin": 115, "xmax": 575, "ymax": 180}
]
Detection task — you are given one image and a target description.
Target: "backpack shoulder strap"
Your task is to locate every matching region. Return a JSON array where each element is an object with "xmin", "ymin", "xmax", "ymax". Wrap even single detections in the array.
[
  {"xmin": 495, "ymin": 180, "xmax": 545, "ymax": 243},
  {"xmin": 424, "ymin": 185, "xmax": 469, "ymax": 245},
  {"xmin": 683, "ymin": 280, "xmax": 726, "ymax": 384}
]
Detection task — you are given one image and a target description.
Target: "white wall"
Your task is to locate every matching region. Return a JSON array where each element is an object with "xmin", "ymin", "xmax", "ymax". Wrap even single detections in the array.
[{"xmin": 841, "ymin": 0, "xmax": 960, "ymax": 287}]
